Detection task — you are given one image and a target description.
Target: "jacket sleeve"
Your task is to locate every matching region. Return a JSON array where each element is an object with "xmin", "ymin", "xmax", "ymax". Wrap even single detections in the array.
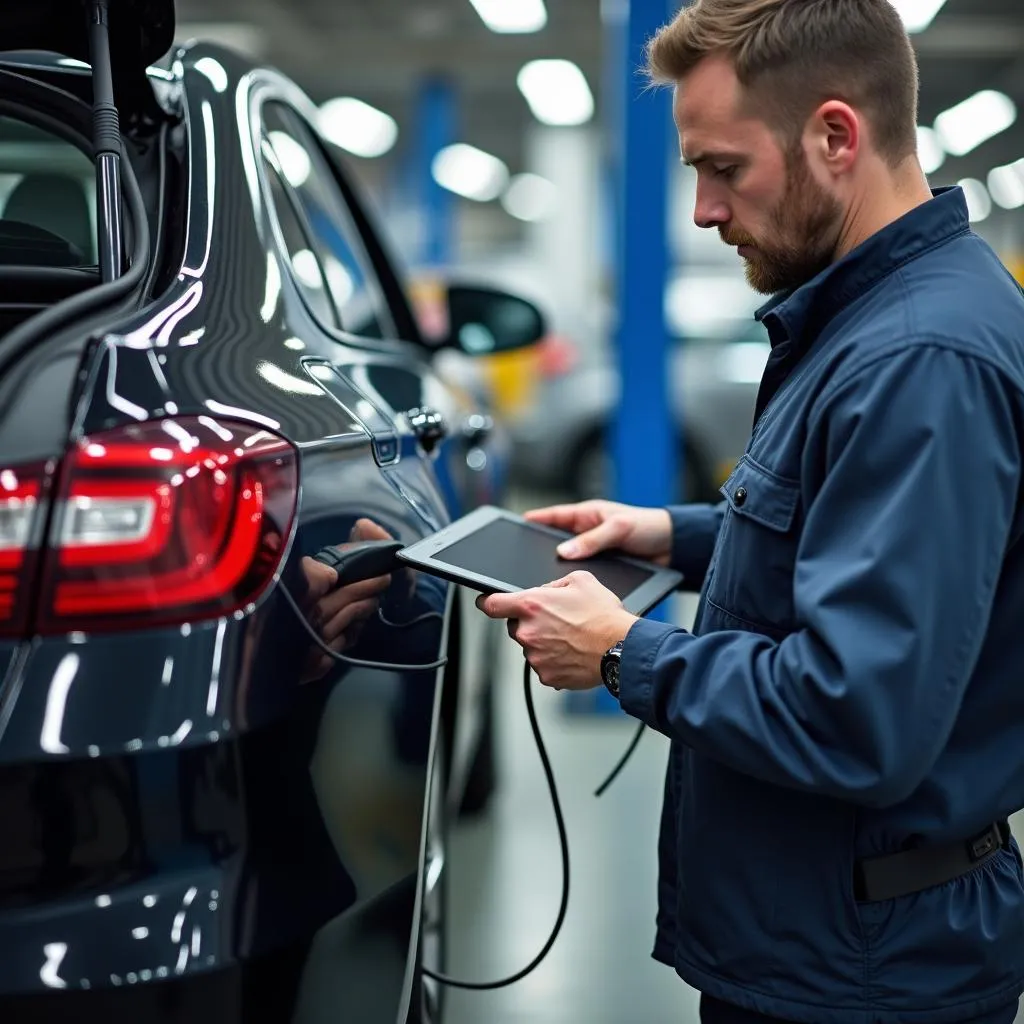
[
  {"xmin": 666, "ymin": 503, "xmax": 726, "ymax": 591},
  {"xmin": 620, "ymin": 346, "xmax": 1021, "ymax": 808}
]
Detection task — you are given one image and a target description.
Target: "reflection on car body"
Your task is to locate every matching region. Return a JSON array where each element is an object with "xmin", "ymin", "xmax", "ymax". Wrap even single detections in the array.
[{"xmin": 0, "ymin": 5, "xmax": 543, "ymax": 1021}]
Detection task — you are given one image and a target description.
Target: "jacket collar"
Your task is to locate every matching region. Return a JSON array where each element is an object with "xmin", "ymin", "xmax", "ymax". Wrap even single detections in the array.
[{"xmin": 754, "ymin": 186, "xmax": 970, "ymax": 350}]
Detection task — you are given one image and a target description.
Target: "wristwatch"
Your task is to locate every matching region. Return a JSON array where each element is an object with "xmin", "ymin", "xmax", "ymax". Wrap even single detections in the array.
[{"xmin": 600, "ymin": 640, "xmax": 625, "ymax": 699}]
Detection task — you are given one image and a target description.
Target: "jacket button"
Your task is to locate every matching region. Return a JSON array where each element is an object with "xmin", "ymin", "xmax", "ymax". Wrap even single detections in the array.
[{"xmin": 734, "ymin": 486, "xmax": 747, "ymax": 507}]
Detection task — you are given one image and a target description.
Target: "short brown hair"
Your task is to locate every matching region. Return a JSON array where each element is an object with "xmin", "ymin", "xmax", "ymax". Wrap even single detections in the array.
[{"xmin": 647, "ymin": 0, "xmax": 920, "ymax": 166}]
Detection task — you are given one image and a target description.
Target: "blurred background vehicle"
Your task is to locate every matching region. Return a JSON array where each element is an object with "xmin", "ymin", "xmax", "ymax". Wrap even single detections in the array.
[{"xmin": 502, "ymin": 323, "xmax": 768, "ymax": 503}]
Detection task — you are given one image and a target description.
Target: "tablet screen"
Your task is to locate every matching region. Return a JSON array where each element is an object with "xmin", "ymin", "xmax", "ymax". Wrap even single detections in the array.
[{"xmin": 431, "ymin": 517, "xmax": 654, "ymax": 599}]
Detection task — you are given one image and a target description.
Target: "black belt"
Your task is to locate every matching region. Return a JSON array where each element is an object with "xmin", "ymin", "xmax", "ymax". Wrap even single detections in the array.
[{"xmin": 853, "ymin": 820, "xmax": 1011, "ymax": 903}]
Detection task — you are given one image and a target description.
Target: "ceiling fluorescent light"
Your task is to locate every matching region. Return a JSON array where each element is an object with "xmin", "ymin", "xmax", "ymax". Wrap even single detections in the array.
[
  {"xmin": 888, "ymin": 0, "xmax": 947, "ymax": 33},
  {"xmin": 916, "ymin": 126, "xmax": 945, "ymax": 175},
  {"xmin": 957, "ymin": 178, "xmax": 992, "ymax": 223},
  {"xmin": 502, "ymin": 173, "xmax": 557, "ymax": 222},
  {"xmin": 468, "ymin": 0, "xmax": 547, "ymax": 33},
  {"xmin": 517, "ymin": 60, "xmax": 595, "ymax": 127},
  {"xmin": 934, "ymin": 90, "xmax": 1017, "ymax": 157},
  {"xmin": 319, "ymin": 98, "xmax": 398, "ymax": 158},
  {"xmin": 988, "ymin": 159, "xmax": 1024, "ymax": 210},
  {"xmin": 432, "ymin": 144, "xmax": 509, "ymax": 201}
]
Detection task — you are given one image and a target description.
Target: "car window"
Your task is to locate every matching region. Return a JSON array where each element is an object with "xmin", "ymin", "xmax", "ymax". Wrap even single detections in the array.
[
  {"xmin": 261, "ymin": 139, "xmax": 340, "ymax": 330},
  {"xmin": 0, "ymin": 116, "xmax": 96, "ymax": 267},
  {"xmin": 261, "ymin": 103, "xmax": 396, "ymax": 341}
]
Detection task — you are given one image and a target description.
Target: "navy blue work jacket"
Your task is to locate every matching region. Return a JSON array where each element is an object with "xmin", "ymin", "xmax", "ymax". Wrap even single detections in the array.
[{"xmin": 619, "ymin": 188, "xmax": 1024, "ymax": 1023}]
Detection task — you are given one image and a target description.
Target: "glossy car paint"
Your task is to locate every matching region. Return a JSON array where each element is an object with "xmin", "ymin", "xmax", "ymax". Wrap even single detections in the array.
[{"xmin": 0, "ymin": 43, "xmax": 504, "ymax": 1023}]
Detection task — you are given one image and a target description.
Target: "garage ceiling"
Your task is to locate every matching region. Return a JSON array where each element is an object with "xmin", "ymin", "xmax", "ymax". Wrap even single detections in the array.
[
  {"xmin": 174, "ymin": 0, "xmax": 602, "ymax": 179},
  {"xmin": 173, "ymin": 0, "xmax": 1024, "ymax": 184},
  {"xmin": 170, "ymin": 0, "xmax": 1024, "ymax": 259}
]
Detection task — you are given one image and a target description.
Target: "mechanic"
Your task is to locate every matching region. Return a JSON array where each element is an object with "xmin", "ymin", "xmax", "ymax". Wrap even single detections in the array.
[{"xmin": 476, "ymin": 1, "xmax": 1024, "ymax": 1022}]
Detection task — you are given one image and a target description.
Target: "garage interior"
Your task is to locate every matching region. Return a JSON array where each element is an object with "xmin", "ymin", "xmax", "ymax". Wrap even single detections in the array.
[
  {"xmin": 0, "ymin": 0, "xmax": 1019, "ymax": 1021},
  {"xmin": 166, "ymin": 2, "xmax": 1024, "ymax": 1021}
]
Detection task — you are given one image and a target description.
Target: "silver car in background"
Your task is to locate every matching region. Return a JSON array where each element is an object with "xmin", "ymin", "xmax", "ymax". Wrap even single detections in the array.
[{"xmin": 506, "ymin": 324, "xmax": 770, "ymax": 502}]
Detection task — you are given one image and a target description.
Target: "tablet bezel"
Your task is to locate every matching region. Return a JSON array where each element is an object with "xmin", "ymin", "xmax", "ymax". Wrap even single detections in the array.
[{"xmin": 396, "ymin": 505, "xmax": 683, "ymax": 617}]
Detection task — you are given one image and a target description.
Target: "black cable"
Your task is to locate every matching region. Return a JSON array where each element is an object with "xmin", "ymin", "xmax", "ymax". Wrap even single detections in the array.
[
  {"xmin": 277, "ymin": 571, "xmax": 634, "ymax": 990},
  {"xmin": 277, "ymin": 580, "xmax": 448, "ymax": 671},
  {"xmin": 422, "ymin": 656, "xmax": 570, "ymax": 990},
  {"xmin": 593, "ymin": 720, "xmax": 647, "ymax": 797},
  {"xmin": 377, "ymin": 605, "xmax": 444, "ymax": 629}
]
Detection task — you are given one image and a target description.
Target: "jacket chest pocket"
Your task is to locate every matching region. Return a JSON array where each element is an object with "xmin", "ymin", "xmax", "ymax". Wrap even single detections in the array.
[{"xmin": 705, "ymin": 456, "xmax": 801, "ymax": 638}]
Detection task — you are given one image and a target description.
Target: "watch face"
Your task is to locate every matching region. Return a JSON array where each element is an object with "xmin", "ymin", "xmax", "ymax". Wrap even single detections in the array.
[{"xmin": 602, "ymin": 647, "xmax": 622, "ymax": 694}]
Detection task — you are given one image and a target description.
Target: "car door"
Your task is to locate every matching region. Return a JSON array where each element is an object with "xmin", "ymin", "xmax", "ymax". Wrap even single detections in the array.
[
  {"xmin": 257, "ymin": 100, "xmax": 503, "ymax": 523},
  {"xmin": 241, "ymin": 78, "xmax": 461, "ymax": 1024},
  {"xmin": 252, "ymin": 101, "xmax": 542, "ymax": 843}
]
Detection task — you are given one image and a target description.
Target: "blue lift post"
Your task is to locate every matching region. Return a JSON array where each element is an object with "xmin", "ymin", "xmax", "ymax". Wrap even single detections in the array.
[
  {"xmin": 569, "ymin": 0, "xmax": 677, "ymax": 715},
  {"xmin": 612, "ymin": 0, "xmax": 676, "ymax": 509},
  {"xmin": 415, "ymin": 77, "xmax": 456, "ymax": 268}
]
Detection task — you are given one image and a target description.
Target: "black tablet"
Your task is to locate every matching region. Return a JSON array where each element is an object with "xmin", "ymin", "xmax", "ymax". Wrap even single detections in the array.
[{"xmin": 396, "ymin": 505, "xmax": 683, "ymax": 617}]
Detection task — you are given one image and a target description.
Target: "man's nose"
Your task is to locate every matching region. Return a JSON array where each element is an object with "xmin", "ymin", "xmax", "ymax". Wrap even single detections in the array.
[{"xmin": 693, "ymin": 184, "xmax": 730, "ymax": 230}]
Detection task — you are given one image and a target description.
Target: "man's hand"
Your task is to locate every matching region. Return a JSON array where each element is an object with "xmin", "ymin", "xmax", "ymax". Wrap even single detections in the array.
[
  {"xmin": 351, "ymin": 516, "xmax": 416, "ymax": 599},
  {"xmin": 525, "ymin": 500, "xmax": 673, "ymax": 565},
  {"xmin": 476, "ymin": 571, "xmax": 638, "ymax": 691},
  {"xmin": 300, "ymin": 517, "xmax": 397, "ymax": 682},
  {"xmin": 300, "ymin": 558, "xmax": 390, "ymax": 682}
]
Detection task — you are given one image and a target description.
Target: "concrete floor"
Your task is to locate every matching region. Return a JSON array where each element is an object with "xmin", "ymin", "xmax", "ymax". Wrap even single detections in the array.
[
  {"xmin": 445, "ymin": 609, "xmax": 700, "ymax": 1024},
  {"xmin": 444, "ymin": 592, "xmax": 1024, "ymax": 1024}
]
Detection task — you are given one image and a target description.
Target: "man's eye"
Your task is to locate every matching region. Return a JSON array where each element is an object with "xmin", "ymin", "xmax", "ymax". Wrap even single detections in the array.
[{"xmin": 714, "ymin": 165, "xmax": 738, "ymax": 180}]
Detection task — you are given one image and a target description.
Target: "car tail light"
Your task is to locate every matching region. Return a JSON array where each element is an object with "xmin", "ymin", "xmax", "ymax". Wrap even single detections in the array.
[
  {"xmin": 0, "ymin": 464, "xmax": 46, "ymax": 636},
  {"xmin": 34, "ymin": 417, "xmax": 298, "ymax": 633}
]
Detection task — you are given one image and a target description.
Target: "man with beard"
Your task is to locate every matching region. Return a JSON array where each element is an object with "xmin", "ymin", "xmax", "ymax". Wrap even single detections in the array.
[{"xmin": 475, "ymin": 1, "xmax": 1024, "ymax": 1022}]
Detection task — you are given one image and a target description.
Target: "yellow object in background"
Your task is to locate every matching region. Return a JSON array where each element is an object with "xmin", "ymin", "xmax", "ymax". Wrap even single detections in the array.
[
  {"xmin": 1007, "ymin": 255, "xmax": 1024, "ymax": 286},
  {"xmin": 715, "ymin": 458, "xmax": 738, "ymax": 488},
  {"xmin": 407, "ymin": 272, "xmax": 547, "ymax": 421},
  {"xmin": 480, "ymin": 347, "xmax": 540, "ymax": 419}
]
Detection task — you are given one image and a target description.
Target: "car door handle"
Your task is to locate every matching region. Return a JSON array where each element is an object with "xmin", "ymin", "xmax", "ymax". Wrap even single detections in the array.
[{"xmin": 405, "ymin": 406, "xmax": 448, "ymax": 453}]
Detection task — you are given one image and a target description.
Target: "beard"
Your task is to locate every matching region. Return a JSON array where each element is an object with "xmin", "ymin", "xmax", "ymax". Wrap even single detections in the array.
[{"xmin": 721, "ymin": 148, "xmax": 843, "ymax": 295}]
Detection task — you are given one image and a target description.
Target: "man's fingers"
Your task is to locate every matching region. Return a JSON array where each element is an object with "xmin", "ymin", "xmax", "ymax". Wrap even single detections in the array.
[
  {"xmin": 302, "ymin": 557, "xmax": 339, "ymax": 602},
  {"xmin": 542, "ymin": 574, "xmax": 577, "ymax": 589},
  {"xmin": 557, "ymin": 517, "xmax": 630, "ymax": 560},
  {"xmin": 350, "ymin": 518, "xmax": 394, "ymax": 543},
  {"xmin": 316, "ymin": 574, "xmax": 390, "ymax": 621},
  {"xmin": 321, "ymin": 597, "xmax": 379, "ymax": 642},
  {"xmin": 524, "ymin": 504, "xmax": 580, "ymax": 527},
  {"xmin": 524, "ymin": 504, "xmax": 603, "ymax": 533},
  {"xmin": 476, "ymin": 591, "xmax": 524, "ymax": 620}
]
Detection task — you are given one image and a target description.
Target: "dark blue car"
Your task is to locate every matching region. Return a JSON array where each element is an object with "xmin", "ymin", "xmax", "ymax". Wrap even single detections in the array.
[{"xmin": 0, "ymin": 3, "xmax": 542, "ymax": 1020}]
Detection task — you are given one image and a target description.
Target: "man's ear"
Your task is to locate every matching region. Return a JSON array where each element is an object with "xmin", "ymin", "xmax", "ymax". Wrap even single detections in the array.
[{"xmin": 809, "ymin": 100, "xmax": 860, "ymax": 176}]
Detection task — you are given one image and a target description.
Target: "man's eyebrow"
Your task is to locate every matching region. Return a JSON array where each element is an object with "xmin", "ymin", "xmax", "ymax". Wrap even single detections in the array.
[{"xmin": 681, "ymin": 151, "xmax": 744, "ymax": 167}]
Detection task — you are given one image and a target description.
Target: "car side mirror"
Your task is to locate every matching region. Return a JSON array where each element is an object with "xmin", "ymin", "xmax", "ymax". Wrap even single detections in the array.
[{"xmin": 445, "ymin": 284, "xmax": 546, "ymax": 357}]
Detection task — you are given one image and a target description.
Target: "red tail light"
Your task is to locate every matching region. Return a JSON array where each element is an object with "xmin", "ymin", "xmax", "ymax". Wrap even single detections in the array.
[
  {"xmin": 0, "ymin": 464, "xmax": 45, "ymax": 635},
  {"xmin": 30, "ymin": 417, "xmax": 298, "ymax": 633}
]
